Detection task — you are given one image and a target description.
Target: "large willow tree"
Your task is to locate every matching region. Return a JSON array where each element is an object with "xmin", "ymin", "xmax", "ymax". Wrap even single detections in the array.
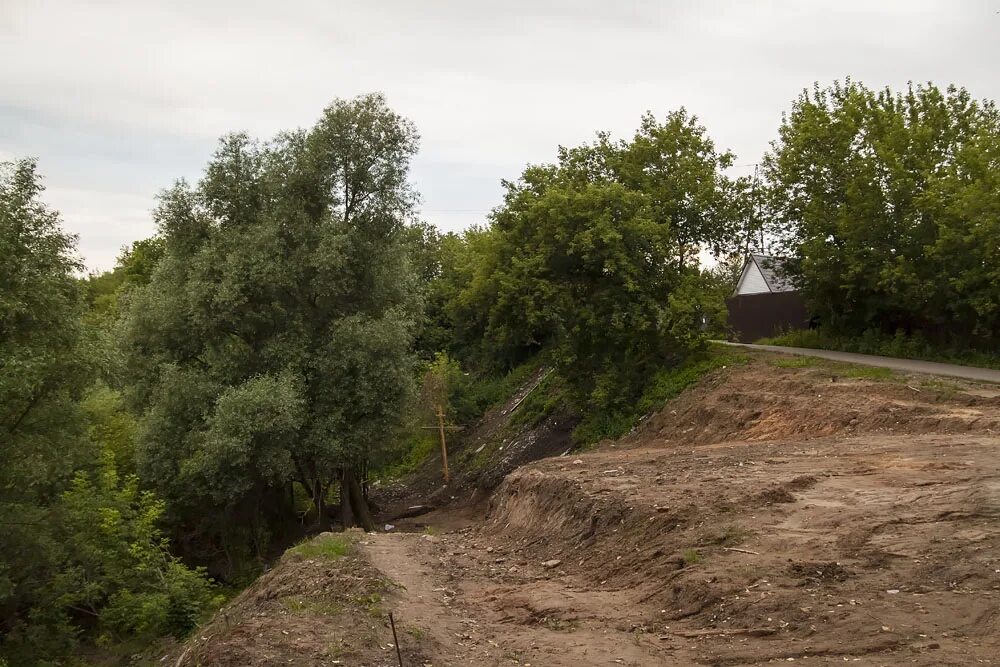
[{"xmin": 123, "ymin": 94, "xmax": 419, "ymax": 565}]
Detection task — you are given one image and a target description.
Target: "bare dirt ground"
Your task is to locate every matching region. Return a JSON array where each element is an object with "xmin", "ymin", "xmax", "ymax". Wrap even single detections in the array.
[{"xmin": 174, "ymin": 355, "xmax": 1000, "ymax": 666}]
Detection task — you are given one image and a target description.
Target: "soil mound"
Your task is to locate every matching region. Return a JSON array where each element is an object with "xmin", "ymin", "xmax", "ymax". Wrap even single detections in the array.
[
  {"xmin": 169, "ymin": 532, "xmax": 437, "ymax": 667},
  {"xmin": 478, "ymin": 358, "xmax": 1000, "ymax": 663},
  {"xmin": 635, "ymin": 359, "xmax": 1000, "ymax": 447}
]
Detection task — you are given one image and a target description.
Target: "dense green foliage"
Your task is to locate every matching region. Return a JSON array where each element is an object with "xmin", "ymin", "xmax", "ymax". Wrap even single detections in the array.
[
  {"xmin": 120, "ymin": 93, "xmax": 420, "ymax": 566},
  {"xmin": 765, "ymin": 81, "xmax": 1000, "ymax": 349},
  {"xmin": 0, "ymin": 160, "xmax": 214, "ymax": 664},
  {"xmin": 432, "ymin": 111, "xmax": 747, "ymax": 411},
  {"xmin": 6, "ymin": 81, "xmax": 1000, "ymax": 664}
]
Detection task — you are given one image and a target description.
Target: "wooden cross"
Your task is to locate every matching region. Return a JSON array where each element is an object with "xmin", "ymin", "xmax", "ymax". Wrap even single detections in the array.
[{"xmin": 420, "ymin": 404, "xmax": 462, "ymax": 483}]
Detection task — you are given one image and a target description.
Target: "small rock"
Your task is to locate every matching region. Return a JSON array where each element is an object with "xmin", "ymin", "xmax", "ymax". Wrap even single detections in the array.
[
  {"xmin": 383, "ymin": 524, "xmax": 395, "ymax": 531},
  {"xmin": 486, "ymin": 546, "xmax": 494, "ymax": 553},
  {"xmin": 572, "ymin": 459, "xmax": 583, "ymax": 465},
  {"xmin": 542, "ymin": 559, "xmax": 562, "ymax": 569},
  {"xmin": 886, "ymin": 589, "xmax": 900, "ymax": 594}
]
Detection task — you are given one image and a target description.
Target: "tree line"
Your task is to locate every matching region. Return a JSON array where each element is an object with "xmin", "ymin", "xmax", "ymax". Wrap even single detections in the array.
[{"xmin": 2, "ymin": 80, "xmax": 998, "ymax": 663}]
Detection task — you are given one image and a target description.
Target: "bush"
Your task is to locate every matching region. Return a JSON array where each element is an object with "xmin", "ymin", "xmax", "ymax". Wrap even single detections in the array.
[
  {"xmin": 572, "ymin": 348, "xmax": 748, "ymax": 444},
  {"xmin": 42, "ymin": 453, "xmax": 217, "ymax": 645},
  {"xmin": 761, "ymin": 328, "xmax": 1000, "ymax": 370}
]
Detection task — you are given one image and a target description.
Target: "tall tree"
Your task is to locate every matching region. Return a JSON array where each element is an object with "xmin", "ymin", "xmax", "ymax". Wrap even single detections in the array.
[
  {"xmin": 765, "ymin": 81, "xmax": 1000, "ymax": 346},
  {"xmin": 123, "ymin": 94, "xmax": 420, "ymax": 567},
  {"xmin": 0, "ymin": 161, "xmax": 213, "ymax": 663},
  {"xmin": 0, "ymin": 160, "xmax": 92, "ymax": 639},
  {"xmin": 457, "ymin": 110, "xmax": 741, "ymax": 409}
]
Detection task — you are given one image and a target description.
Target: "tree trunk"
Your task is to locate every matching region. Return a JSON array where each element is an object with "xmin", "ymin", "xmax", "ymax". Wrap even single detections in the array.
[
  {"xmin": 339, "ymin": 474, "xmax": 355, "ymax": 529},
  {"xmin": 345, "ymin": 470, "xmax": 376, "ymax": 532},
  {"xmin": 313, "ymin": 479, "xmax": 327, "ymax": 530}
]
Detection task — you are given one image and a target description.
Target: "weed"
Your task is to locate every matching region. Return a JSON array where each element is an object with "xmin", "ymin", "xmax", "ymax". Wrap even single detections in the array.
[
  {"xmin": 355, "ymin": 593, "xmax": 384, "ymax": 618},
  {"xmin": 422, "ymin": 525, "xmax": 438, "ymax": 536},
  {"xmin": 771, "ymin": 356, "xmax": 817, "ymax": 368},
  {"xmin": 715, "ymin": 525, "xmax": 748, "ymax": 547},
  {"xmin": 406, "ymin": 626, "xmax": 426, "ymax": 639},
  {"xmin": 682, "ymin": 549, "xmax": 702, "ymax": 565},
  {"xmin": 284, "ymin": 595, "xmax": 345, "ymax": 616},
  {"xmin": 290, "ymin": 533, "xmax": 352, "ymax": 560},
  {"xmin": 542, "ymin": 617, "xmax": 579, "ymax": 631}
]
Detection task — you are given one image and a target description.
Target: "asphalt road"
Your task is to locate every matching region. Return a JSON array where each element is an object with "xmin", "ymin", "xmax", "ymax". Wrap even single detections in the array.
[{"xmin": 717, "ymin": 341, "xmax": 1000, "ymax": 384}]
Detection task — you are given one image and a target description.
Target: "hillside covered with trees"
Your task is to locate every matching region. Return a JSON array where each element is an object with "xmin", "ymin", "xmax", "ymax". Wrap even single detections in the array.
[{"xmin": 2, "ymin": 80, "xmax": 999, "ymax": 664}]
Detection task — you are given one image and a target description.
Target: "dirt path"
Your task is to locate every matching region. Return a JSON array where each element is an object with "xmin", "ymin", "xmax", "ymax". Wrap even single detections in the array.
[
  {"xmin": 366, "ymin": 362, "xmax": 1000, "ymax": 665},
  {"xmin": 175, "ymin": 358, "xmax": 1000, "ymax": 666},
  {"xmin": 364, "ymin": 531, "xmax": 689, "ymax": 666}
]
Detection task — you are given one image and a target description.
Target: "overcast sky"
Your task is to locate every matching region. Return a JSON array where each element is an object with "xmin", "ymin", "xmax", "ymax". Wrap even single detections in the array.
[{"xmin": 2, "ymin": 0, "xmax": 999, "ymax": 271}]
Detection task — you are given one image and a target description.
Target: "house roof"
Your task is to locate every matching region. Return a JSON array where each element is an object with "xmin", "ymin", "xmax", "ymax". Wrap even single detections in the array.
[
  {"xmin": 752, "ymin": 254, "xmax": 796, "ymax": 293},
  {"xmin": 733, "ymin": 254, "xmax": 797, "ymax": 296}
]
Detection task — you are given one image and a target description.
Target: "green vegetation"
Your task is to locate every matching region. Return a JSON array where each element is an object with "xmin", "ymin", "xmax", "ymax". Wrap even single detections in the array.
[
  {"xmin": 122, "ymin": 93, "xmax": 419, "ymax": 562},
  {"xmin": 283, "ymin": 596, "xmax": 344, "ymax": 616},
  {"xmin": 682, "ymin": 549, "xmax": 702, "ymax": 565},
  {"xmin": 765, "ymin": 81, "xmax": 1000, "ymax": 354},
  {"xmin": 1, "ymin": 160, "xmax": 216, "ymax": 664},
  {"xmin": 573, "ymin": 348, "xmax": 749, "ymax": 444},
  {"xmin": 767, "ymin": 351, "xmax": 898, "ymax": 381},
  {"xmin": 290, "ymin": 534, "xmax": 353, "ymax": 561},
  {"xmin": 6, "ymin": 79, "xmax": 1000, "ymax": 664},
  {"xmin": 761, "ymin": 328, "xmax": 1000, "ymax": 371}
]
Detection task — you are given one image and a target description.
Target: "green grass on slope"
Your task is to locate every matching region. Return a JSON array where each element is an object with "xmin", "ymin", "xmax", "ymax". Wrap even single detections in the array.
[
  {"xmin": 572, "ymin": 348, "xmax": 750, "ymax": 445},
  {"xmin": 760, "ymin": 328, "xmax": 1000, "ymax": 371}
]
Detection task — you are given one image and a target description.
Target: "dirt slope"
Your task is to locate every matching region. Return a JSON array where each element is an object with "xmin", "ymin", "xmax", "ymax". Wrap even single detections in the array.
[{"xmin": 172, "ymin": 355, "xmax": 1000, "ymax": 666}]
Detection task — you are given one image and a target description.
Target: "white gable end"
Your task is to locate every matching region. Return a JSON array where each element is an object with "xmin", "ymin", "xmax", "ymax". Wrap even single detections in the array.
[{"xmin": 735, "ymin": 260, "xmax": 770, "ymax": 295}]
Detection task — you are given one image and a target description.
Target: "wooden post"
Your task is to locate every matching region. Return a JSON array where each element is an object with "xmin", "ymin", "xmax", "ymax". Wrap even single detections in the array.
[{"xmin": 436, "ymin": 404, "xmax": 450, "ymax": 483}]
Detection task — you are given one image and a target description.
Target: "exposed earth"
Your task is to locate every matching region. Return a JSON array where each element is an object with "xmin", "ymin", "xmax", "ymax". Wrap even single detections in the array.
[{"xmin": 170, "ymin": 352, "xmax": 1000, "ymax": 666}]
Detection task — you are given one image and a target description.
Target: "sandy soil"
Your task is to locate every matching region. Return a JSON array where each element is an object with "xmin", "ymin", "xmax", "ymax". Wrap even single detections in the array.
[{"xmin": 174, "ymin": 357, "xmax": 1000, "ymax": 666}]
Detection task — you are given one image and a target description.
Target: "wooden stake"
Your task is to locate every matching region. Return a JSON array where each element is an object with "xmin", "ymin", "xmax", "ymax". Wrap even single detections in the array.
[
  {"xmin": 389, "ymin": 612, "xmax": 403, "ymax": 667},
  {"xmin": 437, "ymin": 404, "xmax": 450, "ymax": 483}
]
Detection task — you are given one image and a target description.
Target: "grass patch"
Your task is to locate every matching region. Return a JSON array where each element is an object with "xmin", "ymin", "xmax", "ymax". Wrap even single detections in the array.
[
  {"xmin": 378, "ymin": 433, "xmax": 437, "ymax": 481},
  {"xmin": 920, "ymin": 378, "xmax": 962, "ymax": 395},
  {"xmin": 355, "ymin": 593, "xmax": 384, "ymax": 618},
  {"xmin": 768, "ymin": 353, "xmax": 897, "ymax": 381},
  {"xmin": 509, "ymin": 371, "xmax": 567, "ymax": 429},
  {"xmin": 682, "ymin": 549, "xmax": 702, "ymax": 565},
  {"xmin": 714, "ymin": 524, "xmax": 749, "ymax": 547},
  {"xmin": 290, "ymin": 533, "xmax": 353, "ymax": 560},
  {"xmin": 450, "ymin": 357, "xmax": 544, "ymax": 424},
  {"xmin": 760, "ymin": 328, "xmax": 1000, "ymax": 371},
  {"xmin": 839, "ymin": 365, "xmax": 895, "ymax": 380},
  {"xmin": 572, "ymin": 347, "xmax": 750, "ymax": 445},
  {"xmin": 284, "ymin": 595, "xmax": 345, "ymax": 616},
  {"xmin": 771, "ymin": 356, "xmax": 817, "ymax": 368}
]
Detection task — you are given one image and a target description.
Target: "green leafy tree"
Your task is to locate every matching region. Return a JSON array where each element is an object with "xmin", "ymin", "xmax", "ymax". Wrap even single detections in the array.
[
  {"xmin": 0, "ymin": 160, "xmax": 213, "ymax": 664},
  {"xmin": 452, "ymin": 112, "xmax": 742, "ymax": 408},
  {"xmin": 122, "ymin": 94, "xmax": 420, "ymax": 566},
  {"xmin": 765, "ymin": 81, "xmax": 1000, "ymax": 347},
  {"xmin": 0, "ymin": 159, "xmax": 93, "ymax": 646}
]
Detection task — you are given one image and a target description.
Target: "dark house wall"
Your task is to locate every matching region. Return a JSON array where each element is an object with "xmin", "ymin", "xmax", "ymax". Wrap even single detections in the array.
[{"xmin": 726, "ymin": 291, "xmax": 810, "ymax": 343}]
